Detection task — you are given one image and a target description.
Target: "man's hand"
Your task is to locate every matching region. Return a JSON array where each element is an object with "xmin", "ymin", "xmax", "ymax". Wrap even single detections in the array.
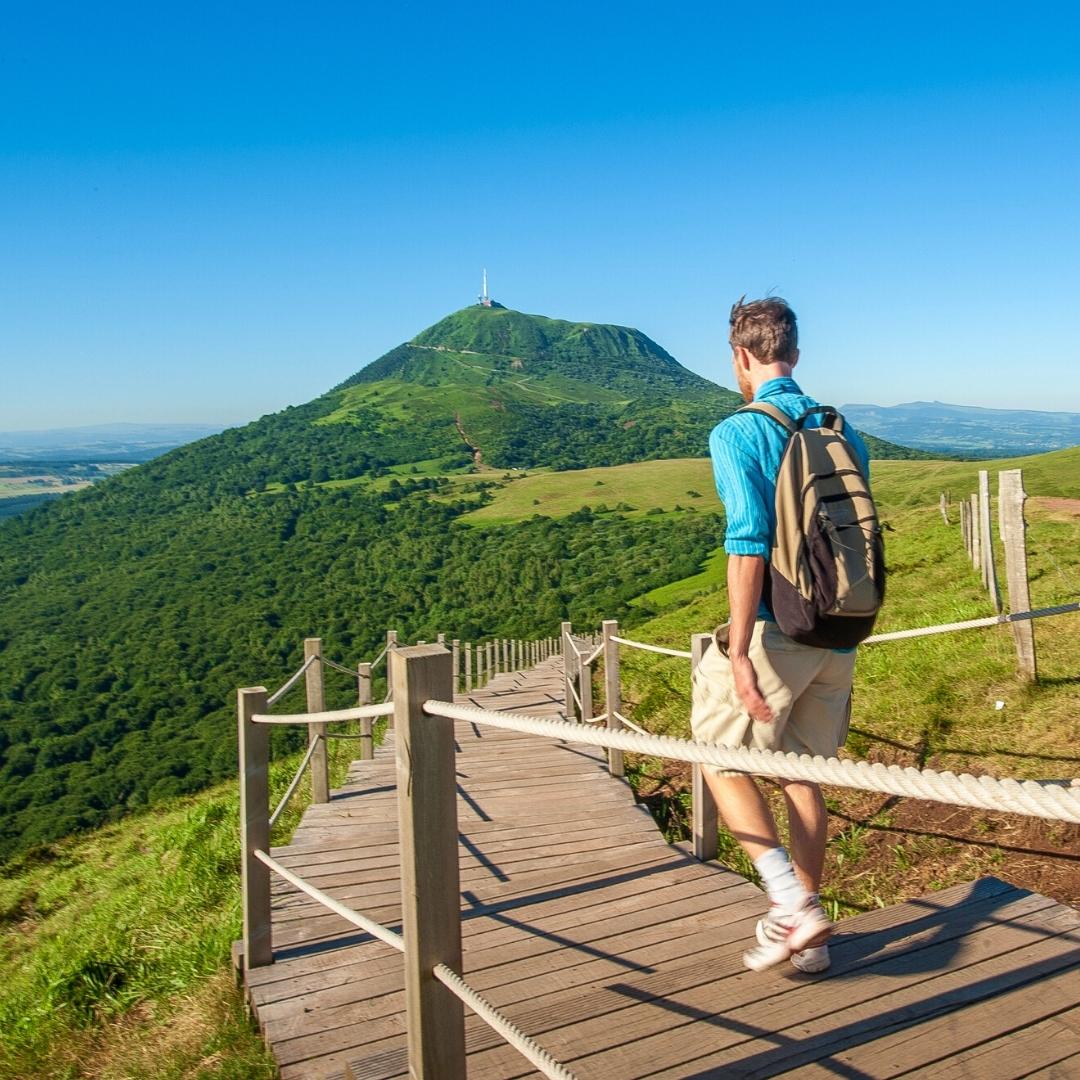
[{"xmin": 731, "ymin": 654, "xmax": 775, "ymax": 724}]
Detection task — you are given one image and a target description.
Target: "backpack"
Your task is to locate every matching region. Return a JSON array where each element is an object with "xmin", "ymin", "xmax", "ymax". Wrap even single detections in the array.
[{"xmin": 739, "ymin": 402, "xmax": 885, "ymax": 649}]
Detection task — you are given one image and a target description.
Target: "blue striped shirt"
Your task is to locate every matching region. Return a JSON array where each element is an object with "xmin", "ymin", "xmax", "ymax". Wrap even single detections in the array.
[{"xmin": 709, "ymin": 377, "xmax": 871, "ymax": 619}]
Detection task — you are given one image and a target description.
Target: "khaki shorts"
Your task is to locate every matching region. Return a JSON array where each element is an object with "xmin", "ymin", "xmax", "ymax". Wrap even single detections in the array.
[{"xmin": 690, "ymin": 620, "xmax": 855, "ymax": 778}]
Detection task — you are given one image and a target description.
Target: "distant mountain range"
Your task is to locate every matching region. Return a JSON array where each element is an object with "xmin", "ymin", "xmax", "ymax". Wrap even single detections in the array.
[
  {"xmin": 840, "ymin": 401, "xmax": 1080, "ymax": 457},
  {"xmin": 0, "ymin": 422, "xmax": 229, "ymax": 462}
]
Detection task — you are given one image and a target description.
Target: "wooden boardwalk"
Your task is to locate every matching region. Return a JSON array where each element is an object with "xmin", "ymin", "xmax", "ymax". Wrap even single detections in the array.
[{"xmin": 238, "ymin": 658, "xmax": 1080, "ymax": 1079}]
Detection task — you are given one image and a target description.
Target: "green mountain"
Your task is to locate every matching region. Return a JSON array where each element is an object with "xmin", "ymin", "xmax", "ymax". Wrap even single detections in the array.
[{"xmin": 327, "ymin": 305, "xmax": 745, "ymax": 471}]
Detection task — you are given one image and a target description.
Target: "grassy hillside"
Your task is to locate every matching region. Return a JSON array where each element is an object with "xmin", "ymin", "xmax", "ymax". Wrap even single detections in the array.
[{"xmin": 2, "ymin": 446, "xmax": 1076, "ymax": 1076}]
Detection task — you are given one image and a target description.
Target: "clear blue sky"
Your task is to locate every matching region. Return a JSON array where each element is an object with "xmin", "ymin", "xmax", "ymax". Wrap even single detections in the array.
[{"xmin": 4, "ymin": 2, "xmax": 1080, "ymax": 429}]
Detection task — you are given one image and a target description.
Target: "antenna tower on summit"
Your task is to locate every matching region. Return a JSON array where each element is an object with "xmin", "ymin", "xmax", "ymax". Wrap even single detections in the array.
[{"xmin": 478, "ymin": 268, "xmax": 492, "ymax": 307}]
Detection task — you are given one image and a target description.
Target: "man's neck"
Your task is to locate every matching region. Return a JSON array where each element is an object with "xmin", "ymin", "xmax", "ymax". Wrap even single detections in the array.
[{"xmin": 749, "ymin": 364, "xmax": 795, "ymax": 397}]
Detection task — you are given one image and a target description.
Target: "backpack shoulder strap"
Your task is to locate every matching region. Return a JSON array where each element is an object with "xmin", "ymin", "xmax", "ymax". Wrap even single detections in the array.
[
  {"xmin": 736, "ymin": 401, "xmax": 797, "ymax": 434},
  {"xmin": 794, "ymin": 405, "xmax": 844, "ymax": 432}
]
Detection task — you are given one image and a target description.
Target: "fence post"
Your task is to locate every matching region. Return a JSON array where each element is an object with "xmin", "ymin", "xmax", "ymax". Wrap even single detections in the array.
[
  {"xmin": 969, "ymin": 493, "xmax": 981, "ymax": 572},
  {"xmin": 561, "ymin": 621, "xmax": 576, "ymax": 721},
  {"xmin": 979, "ymin": 470, "xmax": 1002, "ymax": 611},
  {"xmin": 358, "ymin": 661, "xmax": 374, "ymax": 761},
  {"xmin": 450, "ymin": 639, "xmax": 460, "ymax": 693},
  {"xmin": 960, "ymin": 499, "xmax": 968, "ymax": 556},
  {"xmin": 464, "ymin": 642, "xmax": 472, "ymax": 691},
  {"xmin": 999, "ymin": 469, "xmax": 1038, "ymax": 682},
  {"xmin": 391, "ymin": 644, "xmax": 465, "ymax": 1079},
  {"xmin": 238, "ymin": 686, "xmax": 272, "ymax": 969},
  {"xmin": 304, "ymin": 638, "xmax": 329, "ymax": 804},
  {"xmin": 601, "ymin": 620, "xmax": 624, "ymax": 778},
  {"xmin": 385, "ymin": 630, "xmax": 399, "ymax": 702},
  {"xmin": 939, "ymin": 492, "xmax": 949, "ymax": 525},
  {"xmin": 690, "ymin": 633, "xmax": 719, "ymax": 861}
]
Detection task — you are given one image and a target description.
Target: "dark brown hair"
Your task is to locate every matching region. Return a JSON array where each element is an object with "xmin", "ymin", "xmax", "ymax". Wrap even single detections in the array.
[{"xmin": 729, "ymin": 296, "xmax": 798, "ymax": 364}]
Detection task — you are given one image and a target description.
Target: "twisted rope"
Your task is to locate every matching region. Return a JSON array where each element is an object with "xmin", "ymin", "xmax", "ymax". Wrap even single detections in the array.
[
  {"xmin": 563, "ymin": 632, "xmax": 586, "ymax": 660},
  {"xmin": 322, "ymin": 656, "xmax": 361, "ymax": 677},
  {"xmin": 610, "ymin": 635, "xmax": 693, "ymax": 659},
  {"xmin": 370, "ymin": 643, "xmax": 390, "ymax": 669},
  {"xmin": 612, "ymin": 710, "xmax": 649, "ymax": 736},
  {"xmin": 252, "ymin": 702, "xmax": 394, "ymax": 725},
  {"xmin": 266, "ymin": 654, "xmax": 318, "ymax": 706},
  {"xmin": 424, "ymin": 700, "xmax": 1080, "ymax": 823},
  {"xmin": 433, "ymin": 964, "xmax": 578, "ymax": 1080},
  {"xmin": 268, "ymin": 735, "xmax": 323, "ymax": 828},
  {"xmin": 582, "ymin": 641, "xmax": 605, "ymax": 668},
  {"xmin": 254, "ymin": 849, "xmax": 404, "ymax": 951},
  {"xmin": 864, "ymin": 602, "xmax": 1080, "ymax": 644}
]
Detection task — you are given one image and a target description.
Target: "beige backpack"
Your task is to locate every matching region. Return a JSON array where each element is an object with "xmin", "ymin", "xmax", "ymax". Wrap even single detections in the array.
[{"xmin": 740, "ymin": 402, "xmax": 885, "ymax": 648}]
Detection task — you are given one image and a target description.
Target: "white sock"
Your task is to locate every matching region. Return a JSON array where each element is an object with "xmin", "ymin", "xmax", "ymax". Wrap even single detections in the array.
[{"xmin": 753, "ymin": 847, "xmax": 809, "ymax": 914}]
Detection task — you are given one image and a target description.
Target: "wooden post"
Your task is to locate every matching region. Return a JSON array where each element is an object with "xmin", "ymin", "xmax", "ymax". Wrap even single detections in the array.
[
  {"xmin": 969, "ymin": 493, "xmax": 981, "ymax": 572},
  {"xmin": 580, "ymin": 641, "xmax": 594, "ymax": 725},
  {"xmin": 601, "ymin": 620, "xmax": 624, "ymax": 778},
  {"xmin": 385, "ymin": 630, "xmax": 399, "ymax": 702},
  {"xmin": 960, "ymin": 500, "xmax": 967, "ymax": 555},
  {"xmin": 561, "ymin": 621, "xmax": 576, "ymax": 721},
  {"xmin": 690, "ymin": 633, "xmax": 719, "ymax": 862},
  {"xmin": 464, "ymin": 642, "xmax": 472, "ymax": 691},
  {"xmin": 238, "ymin": 686, "xmax": 272, "ymax": 969},
  {"xmin": 979, "ymin": 470, "xmax": 1002, "ymax": 611},
  {"xmin": 939, "ymin": 492, "xmax": 949, "ymax": 525},
  {"xmin": 999, "ymin": 469, "xmax": 1038, "ymax": 682},
  {"xmin": 437, "ymin": 632, "xmax": 446, "ymax": 647},
  {"xmin": 358, "ymin": 661, "xmax": 374, "ymax": 761},
  {"xmin": 391, "ymin": 645, "xmax": 465, "ymax": 1079},
  {"xmin": 450, "ymin": 639, "xmax": 460, "ymax": 693},
  {"xmin": 304, "ymin": 638, "xmax": 329, "ymax": 804}
]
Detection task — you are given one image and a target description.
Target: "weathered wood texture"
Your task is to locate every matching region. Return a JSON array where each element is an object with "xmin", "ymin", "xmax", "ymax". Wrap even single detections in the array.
[{"xmin": 240, "ymin": 657, "xmax": 1080, "ymax": 1079}]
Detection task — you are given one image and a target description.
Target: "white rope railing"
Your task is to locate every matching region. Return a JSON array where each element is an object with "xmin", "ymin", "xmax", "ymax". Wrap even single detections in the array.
[
  {"xmin": 268, "ymin": 736, "xmax": 323, "ymax": 828},
  {"xmin": 253, "ymin": 849, "xmax": 405, "ymax": 952},
  {"xmin": 423, "ymin": 700, "xmax": 1080, "ymax": 823},
  {"xmin": 864, "ymin": 601, "xmax": 1080, "ymax": 644},
  {"xmin": 568, "ymin": 680, "xmax": 583, "ymax": 712},
  {"xmin": 433, "ymin": 963, "xmax": 579, "ymax": 1080},
  {"xmin": 563, "ymin": 631, "xmax": 586, "ymax": 660},
  {"xmin": 610, "ymin": 635, "xmax": 693, "ymax": 659},
  {"xmin": 582, "ymin": 641, "xmax": 605, "ymax": 668},
  {"xmin": 252, "ymin": 702, "xmax": 394, "ymax": 725},
  {"xmin": 266, "ymin": 654, "xmax": 318, "ymax": 706},
  {"xmin": 613, "ymin": 710, "xmax": 649, "ymax": 736},
  {"xmin": 322, "ymin": 655, "xmax": 360, "ymax": 677},
  {"xmin": 370, "ymin": 642, "xmax": 390, "ymax": 670}
]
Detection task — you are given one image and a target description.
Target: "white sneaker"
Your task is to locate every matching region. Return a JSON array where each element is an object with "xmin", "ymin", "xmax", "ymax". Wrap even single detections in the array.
[
  {"xmin": 754, "ymin": 917, "xmax": 831, "ymax": 972},
  {"xmin": 744, "ymin": 898, "xmax": 832, "ymax": 972}
]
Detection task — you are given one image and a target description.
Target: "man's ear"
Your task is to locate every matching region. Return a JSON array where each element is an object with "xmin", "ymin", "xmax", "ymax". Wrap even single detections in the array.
[{"xmin": 733, "ymin": 345, "xmax": 753, "ymax": 371}]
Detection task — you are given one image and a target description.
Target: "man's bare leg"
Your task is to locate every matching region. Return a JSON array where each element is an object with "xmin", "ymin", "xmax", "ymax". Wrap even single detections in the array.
[
  {"xmin": 779, "ymin": 779, "xmax": 828, "ymax": 894},
  {"xmin": 703, "ymin": 772, "xmax": 780, "ymax": 860}
]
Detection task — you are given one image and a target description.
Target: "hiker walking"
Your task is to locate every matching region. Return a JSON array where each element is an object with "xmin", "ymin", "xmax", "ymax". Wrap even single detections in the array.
[{"xmin": 693, "ymin": 296, "xmax": 884, "ymax": 972}]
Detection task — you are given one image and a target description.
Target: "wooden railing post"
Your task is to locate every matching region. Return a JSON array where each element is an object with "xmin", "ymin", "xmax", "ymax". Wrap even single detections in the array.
[
  {"xmin": 451, "ymin": 639, "xmax": 460, "ymax": 692},
  {"xmin": 464, "ymin": 641, "xmax": 472, "ymax": 691},
  {"xmin": 391, "ymin": 645, "xmax": 465, "ymax": 1079},
  {"xmin": 979, "ymin": 470, "xmax": 1002, "ymax": 611},
  {"xmin": 385, "ymin": 630, "xmax": 399, "ymax": 703},
  {"xmin": 561, "ymin": 621, "xmax": 576, "ymax": 721},
  {"xmin": 1000, "ymin": 469, "xmax": 1038, "ymax": 683},
  {"xmin": 357, "ymin": 661, "xmax": 374, "ymax": 761},
  {"xmin": 939, "ymin": 492, "xmax": 949, "ymax": 525},
  {"xmin": 304, "ymin": 638, "xmax": 329, "ymax": 804},
  {"xmin": 690, "ymin": 633, "xmax": 719, "ymax": 861},
  {"xmin": 238, "ymin": 686, "xmax": 272, "ymax": 969},
  {"xmin": 602, "ymin": 620, "xmax": 624, "ymax": 778},
  {"xmin": 969, "ymin": 493, "xmax": 981, "ymax": 572}
]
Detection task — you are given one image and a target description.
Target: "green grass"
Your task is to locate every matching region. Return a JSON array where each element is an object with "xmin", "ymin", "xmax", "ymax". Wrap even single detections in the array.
[
  {"xmin": 460, "ymin": 458, "xmax": 715, "ymax": 523},
  {"xmin": 0, "ymin": 718, "xmax": 364, "ymax": 1080}
]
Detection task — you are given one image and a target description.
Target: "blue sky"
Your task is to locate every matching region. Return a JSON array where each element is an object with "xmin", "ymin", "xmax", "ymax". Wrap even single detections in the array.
[{"xmin": 3, "ymin": 2, "xmax": 1080, "ymax": 429}]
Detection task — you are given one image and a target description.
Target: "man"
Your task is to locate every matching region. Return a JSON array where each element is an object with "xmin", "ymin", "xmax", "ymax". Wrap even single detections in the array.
[{"xmin": 692, "ymin": 296, "xmax": 870, "ymax": 973}]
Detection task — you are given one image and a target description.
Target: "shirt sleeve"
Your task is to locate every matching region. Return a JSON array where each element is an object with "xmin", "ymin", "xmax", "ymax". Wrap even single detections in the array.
[
  {"xmin": 844, "ymin": 423, "xmax": 872, "ymax": 481},
  {"xmin": 709, "ymin": 423, "xmax": 771, "ymax": 558}
]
